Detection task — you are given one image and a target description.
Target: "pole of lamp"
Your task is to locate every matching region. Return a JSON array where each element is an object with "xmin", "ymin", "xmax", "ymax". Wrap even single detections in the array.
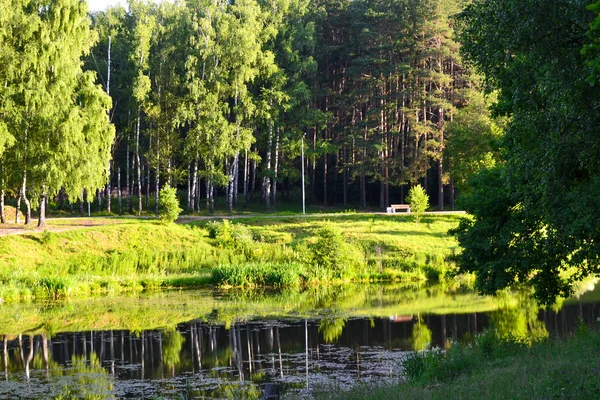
[{"xmin": 301, "ymin": 133, "xmax": 306, "ymax": 215}]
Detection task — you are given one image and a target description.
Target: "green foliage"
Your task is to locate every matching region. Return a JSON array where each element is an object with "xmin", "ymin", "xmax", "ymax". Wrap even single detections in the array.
[
  {"xmin": 445, "ymin": 90, "xmax": 504, "ymax": 193},
  {"xmin": 305, "ymin": 223, "xmax": 365, "ymax": 280},
  {"xmin": 407, "ymin": 185, "xmax": 429, "ymax": 225},
  {"xmin": 211, "ymin": 262, "xmax": 304, "ymax": 288},
  {"xmin": 454, "ymin": 0, "xmax": 600, "ymax": 304},
  {"xmin": 159, "ymin": 185, "xmax": 182, "ymax": 223}
]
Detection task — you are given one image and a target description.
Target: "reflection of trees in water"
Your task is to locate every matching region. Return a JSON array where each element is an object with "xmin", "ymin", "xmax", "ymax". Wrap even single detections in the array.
[
  {"xmin": 162, "ymin": 329, "xmax": 185, "ymax": 374},
  {"xmin": 491, "ymin": 292, "xmax": 548, "ymax": 343},
  {"xmin": 411, "ymin": 316, "xmax": 432, "ymax": 351},
  {"xmin": 318, "ymin": 317, "xmax": 347, "ymax": 343},
  {"xmin": 52, "ymin": 353, "xmax": 113, "ymax": 400}
]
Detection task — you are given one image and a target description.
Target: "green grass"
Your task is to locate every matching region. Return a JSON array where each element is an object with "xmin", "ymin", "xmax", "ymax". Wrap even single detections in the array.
[
  {"xmin": 0, "ymin": 214, "xmax": 464, "ymax": 302},
  {"xmin": 311, "ymin": 326, "xmax": 600, "ymax": 400}
]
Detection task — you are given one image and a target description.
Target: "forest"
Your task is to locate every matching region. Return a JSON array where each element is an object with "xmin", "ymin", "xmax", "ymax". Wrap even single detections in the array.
[
  {"xmin": 0, "ymin": 0, "xmax": 500, "ymax": 225},
  {"xmin": 2, "ymin": 0, "xmax": 600, "ymax": 304}
]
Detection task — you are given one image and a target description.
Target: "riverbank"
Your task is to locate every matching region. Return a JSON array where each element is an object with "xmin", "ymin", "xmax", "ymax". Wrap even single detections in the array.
[
  {"xmin": 311, "ymin": 326, "xmax": 600, "ymax": 400},
  {"xmin": 0, "ymin": 214, "xmax": 465, "ymax": 303}
]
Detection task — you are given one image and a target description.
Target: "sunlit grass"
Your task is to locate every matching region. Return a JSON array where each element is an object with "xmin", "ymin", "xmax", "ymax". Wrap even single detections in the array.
[{"xmin": 0, "ymin": 214, "xmax": 464, "ymax": 302}]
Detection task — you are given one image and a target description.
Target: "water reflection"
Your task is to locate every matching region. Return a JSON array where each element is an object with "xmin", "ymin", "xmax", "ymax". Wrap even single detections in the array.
[{"xmin": 0, "ymin": 286, "xmax": 599, "ymax": 398}]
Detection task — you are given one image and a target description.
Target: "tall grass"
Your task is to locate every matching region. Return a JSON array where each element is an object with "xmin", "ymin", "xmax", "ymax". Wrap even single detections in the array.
[{"xmin": 0, "ymin": 214, "xmax": 466, "ymax": 302}]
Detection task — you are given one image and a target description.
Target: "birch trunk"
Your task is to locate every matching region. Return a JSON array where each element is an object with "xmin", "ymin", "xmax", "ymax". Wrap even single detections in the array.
[
  {"xmin": 233, "ymin": 153, "xmax": 239, "ymax": 207},
  {"xmin": 191, "ymin": 158, "xmax": 198, "ymax": 212},
  {"xmin": 21, "ymin": 172, "xmax": 31, "ymax": 225},
  {"xmin": 243, "ymin": 150, "xmax": 249, "ymax": 207},
  {"xmin": 263, "ymin": 119, "xmax": 273, "ymax": 209},
  {"xmin": 187, "ymin": 164, "xmax": 191, "ymax": 211},
  {"xmin": 37, "ymin": 189, "xmax": 46, "ymax": 228}
]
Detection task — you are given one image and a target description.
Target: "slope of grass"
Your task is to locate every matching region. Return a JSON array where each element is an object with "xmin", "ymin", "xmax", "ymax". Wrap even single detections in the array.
[{"xmin": 0, "ymin": 214, "xmax": 464, "ymax": 302}]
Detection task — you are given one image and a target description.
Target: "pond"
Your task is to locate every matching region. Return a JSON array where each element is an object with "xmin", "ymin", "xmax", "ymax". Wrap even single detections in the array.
[{"xmin": 1, "ymin": 284, "xmax": 599, "ymax": 399}]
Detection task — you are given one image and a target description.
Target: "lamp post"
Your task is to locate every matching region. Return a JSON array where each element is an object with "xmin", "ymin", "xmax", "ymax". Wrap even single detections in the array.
[{"xmin": 301, "ymin": 133, "xmax": 306, "ymax": 214}]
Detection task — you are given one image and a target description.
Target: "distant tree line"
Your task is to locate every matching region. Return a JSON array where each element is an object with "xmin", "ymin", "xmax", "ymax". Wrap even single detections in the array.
[{"xmin": 0, "ymin": 0, "xmax": 497, "ymax": 221}]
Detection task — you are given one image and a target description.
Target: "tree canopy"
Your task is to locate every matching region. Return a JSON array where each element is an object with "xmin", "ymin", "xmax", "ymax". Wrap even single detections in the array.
[{"xmin": 452, "ymin": 0, "xmax": 600, "ymax": 304}]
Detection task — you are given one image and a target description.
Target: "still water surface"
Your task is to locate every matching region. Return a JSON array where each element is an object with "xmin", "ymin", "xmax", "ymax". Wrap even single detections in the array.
[{"xmin": 1, "ymin": 284, "xmax": 599, "ymax": 399}]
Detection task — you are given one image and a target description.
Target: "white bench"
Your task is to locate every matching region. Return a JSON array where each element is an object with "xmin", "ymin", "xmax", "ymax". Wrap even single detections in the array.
[{"xmin": 387, "ymin": 204, "xmax": 411, "ymax": 213}]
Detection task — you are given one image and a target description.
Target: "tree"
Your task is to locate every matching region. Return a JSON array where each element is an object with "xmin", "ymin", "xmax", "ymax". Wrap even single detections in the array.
[
  {"xmin": 407, "ymin": 184, "xmax": 429, "ymax": 225},
  {"xmin": 158, "ymin": 184, "xmax": 182, "ymax": 223},
  {"xmin": 1, "ymin": 0, "xmax": 114, "ymax": 228},
  {"xmin": 454, "ymin": 0, "xmax": 600, "ymax": 304},
  {"xmin": 445, "ymin": 89, "xmax": 503, "ymax": 194}
]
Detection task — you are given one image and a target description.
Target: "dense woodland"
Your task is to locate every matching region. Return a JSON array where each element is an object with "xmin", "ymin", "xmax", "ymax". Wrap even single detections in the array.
[{"xmin": 0, "ymin": 0, "xmax": 501, "ymax": 225}]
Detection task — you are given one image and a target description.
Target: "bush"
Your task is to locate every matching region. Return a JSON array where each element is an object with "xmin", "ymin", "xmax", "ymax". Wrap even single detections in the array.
[
  {"xmin": 305, "ymin": 223, "xmax": 365, "ymax": 280},
  {"xmin": 209, "ymin": 220, "xmax": 255, "ymax": 260},
  {"xmin": 159, "ymin": 185, "xmax": 182, "ymax": 223},
  {"xmin": 407, "ymin": 184, "xmax": 429, "ymax": 225}
]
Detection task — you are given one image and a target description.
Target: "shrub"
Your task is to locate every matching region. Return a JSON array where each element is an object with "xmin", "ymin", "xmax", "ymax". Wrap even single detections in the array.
[
  {"xmin": 209, "ymin": 220, "xmax": 255, "ymax": 260},
  {"xmin": 305, "ymin": 223, "xmax": 365, "ymax": 280},
  {"xmin": 159, "ymin": 185, "xmax": 182, "ymax": 223},
  {"xmin": 407, "ymin": 184, "xmax": 429, "ymax": 225}
]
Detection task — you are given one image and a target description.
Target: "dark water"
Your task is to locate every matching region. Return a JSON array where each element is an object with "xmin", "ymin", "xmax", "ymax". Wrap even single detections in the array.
[{"xmin": 1, "ymin": 287, "xmax": 599, "ymax": 399}]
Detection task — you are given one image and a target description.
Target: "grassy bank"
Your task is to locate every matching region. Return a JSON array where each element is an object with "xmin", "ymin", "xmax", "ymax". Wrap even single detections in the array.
[
  {"xmin": 0, "ymin": 214, "xmax": 464, "ymax": 302},
  {"xmin": 311, "ymin": 326, "xmax": 600, "ymax": 400}
]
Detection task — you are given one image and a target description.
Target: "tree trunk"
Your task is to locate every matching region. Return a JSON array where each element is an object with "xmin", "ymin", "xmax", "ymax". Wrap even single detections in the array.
[
  {"xmin": 264, "ymin": 120, "xmax": 273, "ymax": 209},
  {"xmin": 126, "ymin": 137, "xmax": 131, "ymax": 213},
  {"xmin": 118, "ymin": 166, "xmax": 122, "ymax": 215},
  {"xmin": 189, "ymin": 159, "xmax": 197, "ymax": 212},
  {"xmin": 251, "ymin": 147, "xmax": 257, "ymax": 200},
  {"xmin": 233, "ymin": 153, "xmax": 239, "ymax": 207},
  {"xmin": 243, "ymin": 150, "xmax": 249, "ymax": 207},
  {"xmin": 438, "ymin": 106, "xmax": 444, "ymax": 211},
  {"xmin": 187, "ymin": 164, "xmax": 191, "ymax": 211},
  {"xmin": 323, "ymin": 154, "xmax": 327, "ymax": 206},
  {"xmin": 343, "ymin": 146, "xmax": 347, "ymax": 206},
  {"xmin": 80, "ymin": 190, "xmax": 84, "ymax": 216},
  {"xmin": 106, "ymin": 36, "xmax": 112, "ymax": 214},
  {"xmin": 97, "ymin": 189, "xmax": 102, "ymax": 212},
  {"xmin": 37, "ymin": 190, "xmax": 46, "ymax": 228},
  {"xmin": 21, "ymin": 171, "xmax": 31, "ymax": 225},
  {"xmin": 228, "ymin": 153, "xmax": 239, "ymax": 212},
  {"xmin": 449, "ymin": 178, "xmax": 455, "ymax": 210},
  {"xmin": 272, "ymin": 127, "xmax": 280, "ymax": 207},
  {"xmin": 208, "ymin": 176, "xmax": 214, "ymax": 213},
  {"xmin": 136, "ymin": 109, "xmax": 142, "ymax": 216},
  {"xmin": 0, "ymin": 164, "xmax": 5, "ymax": 224},
  {"xmin": 16, "ymin": 189, "xmax": 21, "ymax": 224},
  {"xmin": 311, "ymin": 128, "xmax": 316, "ymax": 202}
]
